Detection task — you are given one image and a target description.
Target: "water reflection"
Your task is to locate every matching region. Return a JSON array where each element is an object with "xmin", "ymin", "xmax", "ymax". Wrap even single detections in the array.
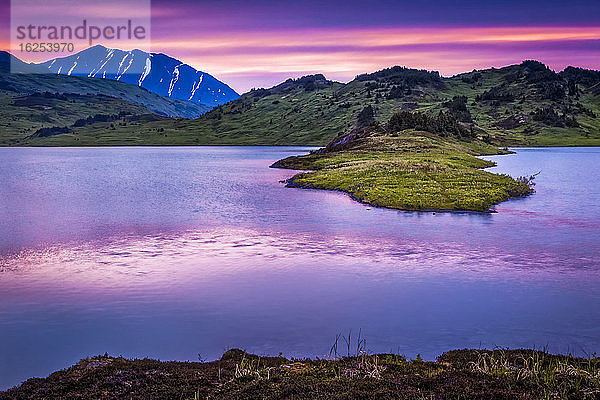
[{"xmin": 1, "ymin": 147, "xmax": 599, "ymax": 390}]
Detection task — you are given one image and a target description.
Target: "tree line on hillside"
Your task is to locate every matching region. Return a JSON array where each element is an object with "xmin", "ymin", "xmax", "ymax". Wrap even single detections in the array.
[
  {"xmin": 385, "ymin": 110, "xmax": 475, "ymax": 139},
  {"xmin": 356, "ymin": 66, "xmax": 443, "ymax": 87}
]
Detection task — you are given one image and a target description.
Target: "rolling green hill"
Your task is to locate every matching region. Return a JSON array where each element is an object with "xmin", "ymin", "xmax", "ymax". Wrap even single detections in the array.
[
  {"xmin": 177, "ymin": 61, "xmax": 599, "ymax": 147},
  {"xmin": 3, "ymin": 60, "xmax": 600, "ymax": 147},
  {"xmin": 0, "ymin": 90, "xmax": 169, "ymax": 146}
]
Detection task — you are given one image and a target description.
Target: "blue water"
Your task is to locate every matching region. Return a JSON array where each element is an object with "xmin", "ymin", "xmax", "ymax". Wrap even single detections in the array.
[{"xmin": 0, "ymin": 146, "xmax": 599, "ymax": 390}]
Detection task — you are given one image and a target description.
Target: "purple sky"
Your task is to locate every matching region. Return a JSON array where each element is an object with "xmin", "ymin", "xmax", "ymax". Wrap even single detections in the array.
[
  {"xmin": 2, "ymin": 0, "xmax": 599, "ymax": 92},
  {"xmin": 148, "ymin": 0, "xmax": 600, "ymax": 92}
]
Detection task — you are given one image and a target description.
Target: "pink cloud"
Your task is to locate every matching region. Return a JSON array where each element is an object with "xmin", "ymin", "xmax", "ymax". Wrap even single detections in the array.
[
  {"xmin": 6, "ymin": 21, "xmax": 600, "ymax": 93},
  {"xmin": 148, "ymin": 26, "xmax": 600, "ymax": 92}
]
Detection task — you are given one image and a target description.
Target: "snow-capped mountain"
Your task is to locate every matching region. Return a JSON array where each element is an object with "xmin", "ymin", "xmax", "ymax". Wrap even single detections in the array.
[{"xmin": 41, "ymin": 45, "xmax": 239, "ymax": 107}]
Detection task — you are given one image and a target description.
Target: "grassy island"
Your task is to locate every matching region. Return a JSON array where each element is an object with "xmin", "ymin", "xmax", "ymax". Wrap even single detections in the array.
[
  {"xmin": 2, "ymin": 348, "xmax": 598, "ymax": 399},
  {"xmin": 272, "ymin": 109, "xmax": 535, "ymax": 212}
]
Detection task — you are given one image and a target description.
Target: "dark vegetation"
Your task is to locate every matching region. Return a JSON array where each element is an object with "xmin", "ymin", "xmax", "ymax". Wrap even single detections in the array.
[
  {"xmin": 30, "ymin": 126, "xmax": 72, "ymax": 138},
  {"xmin": 72, "ymin": 112, "xmax": 134, "ymax": 128},
  {"xmin": 253, "ymin": 74, "xmax": 335, "ymax": 96},
  {"xmin": 357, "ymin": 66, "xmax": 444, "ymax": 100},
  {"xmin": 443, "ymin": 95, "xmax": 473, "ymax": 122},
  {"xmin": 559, "ymin": 67, "xmax": 600, "ymax": 89},
  {"xmin": 476, "ymin": 84, "xmax": 516, "ymax": 103},
  {"xmin": 387, "ymin": 110, "xmax": 475, "ymax": 138},
  {"xmin": 26, "ymin": 111, "xmax": 166, "ymax": 139},
  {"xmin": 355, "ymin": 66, "xmax": 444, "ymax": 87},
  {"xmin": 2, "ymin": 348, "xmax": 598, "ymax": 399},
  {"xmin": 531, "ymin": 107, "xmax": 579, "ymax": 128}
]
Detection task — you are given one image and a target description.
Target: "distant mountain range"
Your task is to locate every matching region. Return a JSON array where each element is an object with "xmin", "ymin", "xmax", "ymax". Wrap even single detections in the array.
[
  {"xmin": 40, "ymin": 45, "xmax": 239, "ymax": 107},
  {"xmin": 2, "ymin": 52, "xmax": 599, "ymax": 147}
]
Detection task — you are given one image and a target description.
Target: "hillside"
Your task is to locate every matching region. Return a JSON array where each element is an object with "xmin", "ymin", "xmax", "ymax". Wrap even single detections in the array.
[
  {"xmin": 0, "ymin": 90, "xmax": 170, "ymax": 146},
  {"xmin": 41, "ymin": 45, "xmax": 239, "ymax": 107},
  {"xmin": 3, "ymin": 60, "xmax": 600, "ymax": 147},
  {"xmin": 178, "ymin": 61, "xmax": 600, "ymax": 146}
]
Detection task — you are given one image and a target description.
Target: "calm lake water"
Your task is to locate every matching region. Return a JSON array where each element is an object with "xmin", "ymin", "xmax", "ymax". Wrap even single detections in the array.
[{"xmin": 1, "ymin": 146, "xmax": 599, "ymax": 389}]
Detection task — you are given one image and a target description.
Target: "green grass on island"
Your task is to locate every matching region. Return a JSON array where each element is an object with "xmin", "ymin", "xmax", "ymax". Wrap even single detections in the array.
[
  {"xmin": 272, "ymin": 108, "xmax": 534, "ymax": 212},
  {"xmin": 2, "ymin": 347, "xmax": 599, "ymax": 399}
]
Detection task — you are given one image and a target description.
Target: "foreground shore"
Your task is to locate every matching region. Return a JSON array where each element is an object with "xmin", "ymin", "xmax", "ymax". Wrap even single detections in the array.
[{"xmin": 2, "ymin": 348, "xmax": 598, "ymax": 399}]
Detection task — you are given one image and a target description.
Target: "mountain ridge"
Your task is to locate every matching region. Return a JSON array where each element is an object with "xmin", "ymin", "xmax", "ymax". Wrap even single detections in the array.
[{"xmin": 117, "ymin": 60, "xmax": 597, "ymax": 147}]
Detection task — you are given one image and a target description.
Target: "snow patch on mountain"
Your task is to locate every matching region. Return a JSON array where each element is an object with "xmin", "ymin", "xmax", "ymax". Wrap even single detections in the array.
[
  {"xmin": 189, "ymin": 74, "xmax": 204, "ymax": 101},
  {"xmin": 91, "ymin": 49, "xmax": 114, "ymax": 78},
  {"xmin": 168, "ymin": 63, "xmax": 183, "ymax": 97},
  {"xmin": 117, "ymin": 53, "xmax": 133, "ymax": 81},
  {"xmin": 138, "ymin": 57, "xmax": 151, "ymax": 86},
  {"xmin": 67, "ymin": 56, "xmax": 79, "ymax": 75}
]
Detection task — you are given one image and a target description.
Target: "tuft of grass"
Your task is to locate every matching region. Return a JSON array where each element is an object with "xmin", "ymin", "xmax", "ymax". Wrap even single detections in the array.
[{"xmin": 466, "ymin": 348, "xmax": 600, "ymax": 398}]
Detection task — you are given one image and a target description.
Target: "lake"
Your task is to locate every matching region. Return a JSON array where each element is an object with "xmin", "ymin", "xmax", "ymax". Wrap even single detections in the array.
[{"xmin": 1, "ymin": 146, "xmax": 599, "ymax": 390}]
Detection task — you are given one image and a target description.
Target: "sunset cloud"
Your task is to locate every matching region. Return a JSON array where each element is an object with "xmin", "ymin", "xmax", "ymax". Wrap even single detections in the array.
[{"xmin": 149, "ymin": 26, "xmax": 600, "ymax": 92}]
